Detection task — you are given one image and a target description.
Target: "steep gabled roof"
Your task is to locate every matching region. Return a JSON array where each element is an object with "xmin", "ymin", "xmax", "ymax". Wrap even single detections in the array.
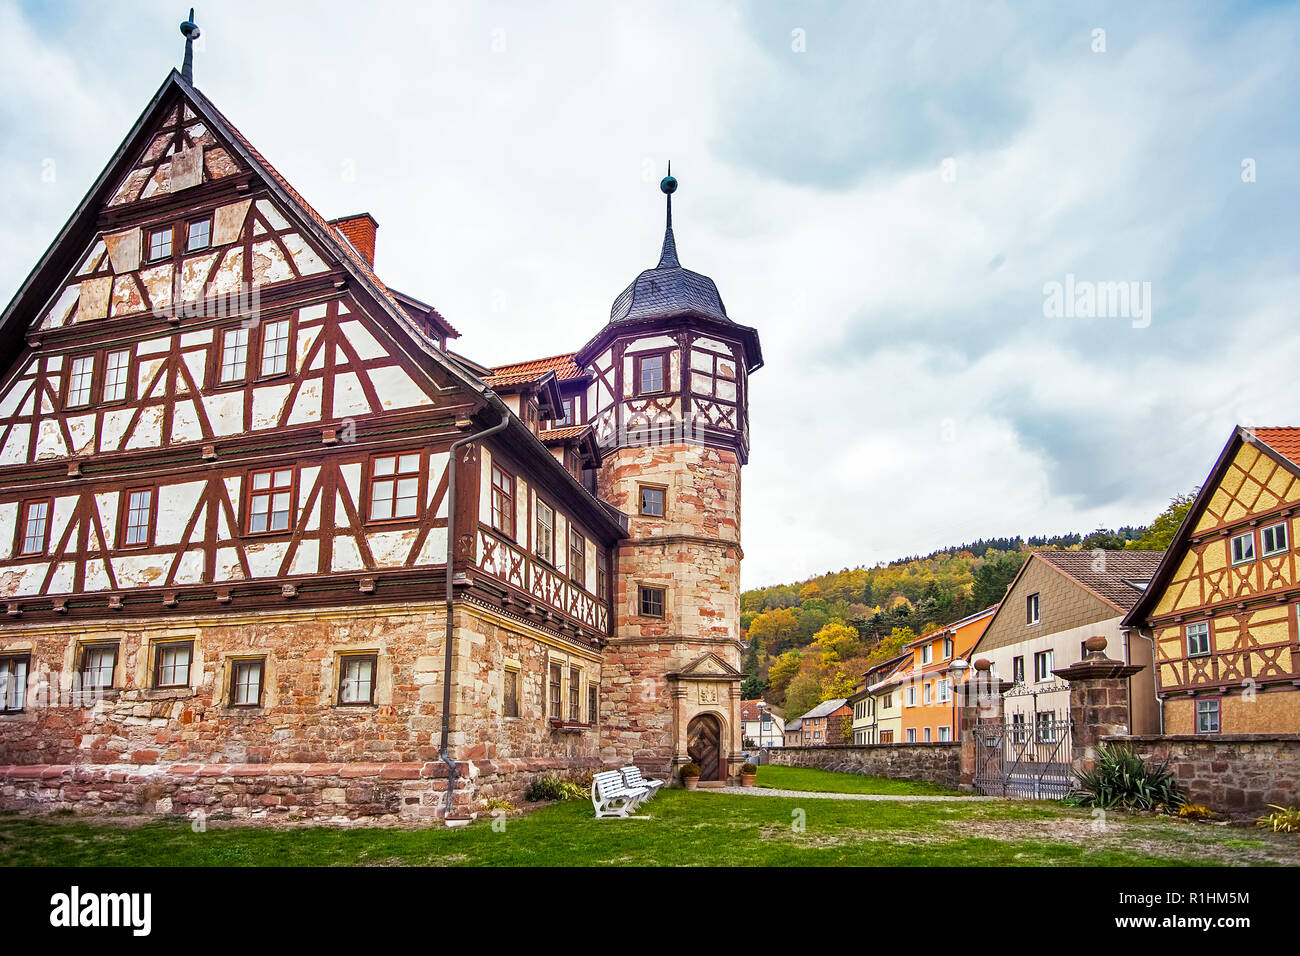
[
  {"xmin": 1123, "ymin": 426, "xmax": 1300, "ymax": 627},
  {"xmin": 0, "ymin": 69, "xmax": 627, "ymax": 543}
]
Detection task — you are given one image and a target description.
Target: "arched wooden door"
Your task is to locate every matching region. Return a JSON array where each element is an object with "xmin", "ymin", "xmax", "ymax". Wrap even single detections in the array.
[{"xmin": 687, "ymin": 714, "xmax": 723, "ymax": 781}]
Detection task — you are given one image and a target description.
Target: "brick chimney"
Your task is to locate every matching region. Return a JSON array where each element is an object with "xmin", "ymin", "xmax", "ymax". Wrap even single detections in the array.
[{"xmin": 328, "ymin": 213, "xmax": 379, "ymax": 269}]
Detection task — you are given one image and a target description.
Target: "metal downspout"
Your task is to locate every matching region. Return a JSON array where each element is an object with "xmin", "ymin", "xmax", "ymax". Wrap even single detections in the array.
[{"xmin": 440, "ymin": 405, "xmax": 510, "ymax": 819}]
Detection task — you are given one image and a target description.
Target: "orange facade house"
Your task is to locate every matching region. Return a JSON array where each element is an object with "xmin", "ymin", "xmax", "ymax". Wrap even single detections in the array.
[
  {"xmin": 1125, "ymin": 427, "xmax": 1300, "ymax": 735},
  {"xmin": 898, "ymin": 606, "xmax": 997, "ymax": 743}
]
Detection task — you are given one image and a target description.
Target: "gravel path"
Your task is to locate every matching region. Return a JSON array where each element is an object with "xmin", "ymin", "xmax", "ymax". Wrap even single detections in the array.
[{"xmin": 707, "ymin": 786, "xmax": 995, "ymax": 802}]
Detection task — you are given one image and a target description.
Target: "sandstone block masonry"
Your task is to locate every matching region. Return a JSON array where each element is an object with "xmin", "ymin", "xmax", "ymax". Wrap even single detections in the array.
[
  {"xmin": 766, "ymin": 743, "xmax": 962, "ymax": 789},
  {"xmin": 1106, "ymin": 734, "xmax": 1300, "ymax": 819}
]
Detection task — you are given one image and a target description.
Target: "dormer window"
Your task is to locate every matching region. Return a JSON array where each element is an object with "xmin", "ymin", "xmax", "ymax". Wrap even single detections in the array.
[{"xmin": 636, "ymin": 353, "xmax": 666, "ymax": 396}]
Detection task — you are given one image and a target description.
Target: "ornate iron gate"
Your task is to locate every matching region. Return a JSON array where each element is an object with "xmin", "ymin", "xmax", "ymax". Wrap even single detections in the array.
[{"xmin": 972, "ymin": 712, "xmax": 1073, "ymax": 799}]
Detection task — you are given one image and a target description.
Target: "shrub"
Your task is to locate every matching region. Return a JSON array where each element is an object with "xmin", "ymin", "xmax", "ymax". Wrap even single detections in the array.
[
  {"xmin": 740, "ymin": 762, "xmax": 758, "ymax": 775},
  {"xmin": 1257, "ymin": 805, "xmax": 1300, "ymax": 833},
  {"xmin": 482, "ymin": 798, "xmax": 516, "ymax": 813},
  {"xmin": 1065, "ymin": 743, "xmax": 1186, "ymax": 813},
  {"xmin": 679, "ymin": 762, "xmax": 702, "ymax": 779},
  {"xmin": 524, "ymin": 774, "xmax": 587, "ymax": 802},
  {"xmin": 1178, "ymin": 804, "xmax": 1214, "ymax": 821}
]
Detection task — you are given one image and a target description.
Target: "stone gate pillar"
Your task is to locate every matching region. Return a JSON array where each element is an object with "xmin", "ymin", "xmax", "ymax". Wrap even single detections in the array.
[
  {"xmin": 1054, "ymin": 635, "xmax": 1145, "ymax": 773},
  {"xmin": 958, "ymin": 658, "xmax": 1011, "ymax": 789}
]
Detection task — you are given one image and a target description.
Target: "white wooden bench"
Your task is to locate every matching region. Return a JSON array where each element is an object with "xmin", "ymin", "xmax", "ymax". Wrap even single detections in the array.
[
  {"xmin": 620, "ymin": 765, "xmax": 664, "ymax": 799},
  {"xmin": 591, "ymin": 770, "xmax": 649, "ymax": 818}
]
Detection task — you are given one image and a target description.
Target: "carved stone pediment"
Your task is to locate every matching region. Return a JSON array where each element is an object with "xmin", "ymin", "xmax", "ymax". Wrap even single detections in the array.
[{"xmin": 668, "ymin": 652, "xmax": 742, "ymax": 683}]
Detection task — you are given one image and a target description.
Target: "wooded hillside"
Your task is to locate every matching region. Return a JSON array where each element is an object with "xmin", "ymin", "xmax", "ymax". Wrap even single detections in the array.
[{"xmin": 740, "ymin": 491, "xmax": 1195, "ymax": 721}]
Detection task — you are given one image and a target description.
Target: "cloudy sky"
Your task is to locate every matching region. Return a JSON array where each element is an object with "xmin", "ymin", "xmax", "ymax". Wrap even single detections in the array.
[{"xmin": 2, "ymin": 1, "xmax": 1299, "ymax": 589}]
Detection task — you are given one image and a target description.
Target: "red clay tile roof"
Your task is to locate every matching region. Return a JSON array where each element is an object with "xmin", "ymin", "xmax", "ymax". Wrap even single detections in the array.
[
  {"xmin": 489, "ymin": 353, "xmax": 586, "ymax": 384},
  {"xmin": 740, "ymin": 700, "xmax": 765, "ymax": 722},
  {"xmin": 1035, "ymin": 549, "xmax": 1165, "ymax": 612},
  {"xmin": 1252, "ymin": 427, "xmax": 1300, "ymax": 467},
  {"xmin": 540, "ymin": 425, "xmax": 592, "ymax": 444}
]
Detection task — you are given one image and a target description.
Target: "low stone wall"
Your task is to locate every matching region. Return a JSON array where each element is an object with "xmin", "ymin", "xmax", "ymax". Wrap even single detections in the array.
[
  {"xmin": 0, "ymin": 755, "xmax": 607, "ymax": 824},
  {"xmin": 1106, "ymin": 734, "xmax": 1300, "ymax": 819},
  {"xmin": 764, "ymin": 743, "xmax": 962, "ymax": 789}
]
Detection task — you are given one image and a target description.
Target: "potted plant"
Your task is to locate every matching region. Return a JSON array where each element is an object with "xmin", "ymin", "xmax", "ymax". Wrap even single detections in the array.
[
  {"xmin": 680, "ymin": 762, "xmax": 702, "ymax": 790},
  {"xmin": 740, "ymin": 762, "xmax": 758, "ymax": 787}
]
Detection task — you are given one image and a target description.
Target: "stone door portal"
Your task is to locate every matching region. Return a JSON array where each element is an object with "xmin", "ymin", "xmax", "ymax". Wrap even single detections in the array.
[{"xmin": 687, "ymin": 714, "xmax": 722, "ymax": 781}]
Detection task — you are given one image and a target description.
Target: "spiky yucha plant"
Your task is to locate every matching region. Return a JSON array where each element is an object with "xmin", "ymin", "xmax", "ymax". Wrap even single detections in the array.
[{"xmin": 1065, "ymin": 743, "xmax": 1186, "ymax": 813}]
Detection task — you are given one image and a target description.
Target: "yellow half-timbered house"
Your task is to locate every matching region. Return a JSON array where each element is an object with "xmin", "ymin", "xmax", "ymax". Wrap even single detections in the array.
[{"xmin": 1125, "ymin": 426, "xmax": 1300, "ymax": 735}]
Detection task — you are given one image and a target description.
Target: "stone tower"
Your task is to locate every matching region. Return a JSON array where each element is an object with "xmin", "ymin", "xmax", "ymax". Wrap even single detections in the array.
[{"xmin": 578, "ymin": 170, "xmax": 762, "ymax": 783}]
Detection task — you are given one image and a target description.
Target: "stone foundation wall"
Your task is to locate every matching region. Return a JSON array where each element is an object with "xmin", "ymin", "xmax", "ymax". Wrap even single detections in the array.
[
  {"xmin": 1104, "ymin": 734, "xmax": 1300, "ymax": 819},
  {"xmin": 765, "ymin": 743, "xmax": 962, "ymax": 788}
]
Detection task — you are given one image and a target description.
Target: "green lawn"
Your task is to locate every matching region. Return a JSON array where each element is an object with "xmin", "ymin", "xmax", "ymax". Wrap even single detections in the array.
[
  {"xmin": 2, "ymin": 780, "xmax": 1296, "ymax": 866},
  {"xmin": 753, "ymin": 765, "xmax": 968, "ymax": 796}
]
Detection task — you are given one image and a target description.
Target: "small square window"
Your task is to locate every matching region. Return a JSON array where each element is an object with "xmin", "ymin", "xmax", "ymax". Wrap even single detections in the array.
[
  {"xmin": 639, "ymin": 585, "xmax": 665, "ymax": 618},
  {"xmin": 639, "ymin": 485, "xmax": 665, "ymax": 517},
  {"xmin": 638, "ymin": 354, "xmax": 665, "ymax": 395},
  {"xmin": 369, "ymin": 453, "xmax": 421, "ymax": 522},
  {"xmin": 230, "ymin": 659, "xmax": 264, "ymax": 707},
  {"xmin": 0, "ymin": 655, "xmax": 29, "ymax": 712},
  {"xmin": 186, "ymin": 218, "xmax": 212, "ymax": 252},
  {"xmin": 147, "ymin": 227, "xmax": 173, "ymax": 262},
  {"xmin": 1196, "ymin": 698, "xmax": 1220, "ymax": 734},
  {"xmin": 153, "ymin": 642, "xmax": 193, "ymax": 688},
  {"xmin": 338, "ymin": 654, "xmax": 377, "ymax": 705},
  {"xmin": 1231, "ymin": 532, "xmax": 1255, "ymax": 565},
  {"xmin": 79, "ymin": 644, "xmax": 118, "ymax": 690},
  {"xmin": 248, "ymin": 468, "xmax": 294, "ymax": 533},
  {"xmin": 1026, "ymin": 593, "xmax": 1040, "ymax": 625},
  {"xmin": 1186, "ymin": 621, "xmax": 1211, "ymax": 658},
  {"xmin": 1262, "ymin": 522, "xmax": 1289, "ymax": 557}
]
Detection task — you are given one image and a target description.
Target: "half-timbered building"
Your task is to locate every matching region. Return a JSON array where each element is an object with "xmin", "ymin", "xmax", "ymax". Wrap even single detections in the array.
[
  {"xmin": 1125, "ymin": 427, "xmax": 1300, "ymax": 736},
  {"xmin": 0, "ymin": 45, "xmax": 760, "ymax": 820}
]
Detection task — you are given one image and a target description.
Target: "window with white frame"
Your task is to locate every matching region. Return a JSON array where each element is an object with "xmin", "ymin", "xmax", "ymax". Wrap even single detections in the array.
[
  {"xmin": 942, "ymin": 636, "xmax": 953, "ymax": 659},
  {"xmin": 260, "ymin": 319, "xmax": 290, "ymax": 376},
  {"xmin": 1035, "ymin": 711, "xmax": 1057, "ymax": 743},
  {"xmin": 0, "ymin": 655, "xmax": 28, "ymax": 712},
  {"xmin": 1196, "ymin": 698, "xmax": 1220, "ymax": 734},
  {"xmin": 248, "ymin": 468, "xmax": 294, "ymax": 533},
  {"xmin": 230, "ymin": 659, "xmax": 264, "ymax": 707},
  {"xmin": 905, "ymin": 684, "xmax": 916, "ymax": 707},
  {"xmin": 19, "ymin": 500, "xmax": 50, "ymax": 556},
  {"xmin": 905, "ymin": 728, "xmax": 917, "ymax": 743},
  {"xmin": 1034, "ymin": 649, "xmax": 1055, "ymax": 682},
  {"xmin": 338, "ymin": 654, "xmax": 377, "ymax": 705},
  {"xmin": 921, "ymin": 644, "xmax": 932, "ymax": 665},
  {"xmin": 1186, "ymin": 620, "xmax": 1211, "ymax": 658},
  {"xmin": 938, "ymin": 726, "xmax": 951, "ymax": 742},
  {"xmin": 1026, "ymin": 593, "xmax": 1040, "ymax": 625},
  {"xmin": 937, "ymin": 678, "xmax": 951, "ymax": 702},
  {"xmin": 103, "ymin": 349, "xmax": 131, "ymax": 403},
  {"xmin": 536, "ymin": 500, "xmax": 555, "ymax": 564},
  {"xmin": 220, "ymin": 327, "xmax": 249, "ymax": 383},
  {"xmin": 79, "ymin": 644, "xmax": 117, "ymax": 690},
  {"xmin": 122, "ymin": 488, "xmax": 153, "ymax": 548},
  {"xmin": 1262, "ymin": 522, "xmax": 1289, "ymax": 557},
  {"xmin": 1231, "ymin": 532, "xmax": 1255, "ymax": 565},
  {"xmin": 369, "ymin": 454, "xmax": 421, "ymax": 521},
  {"xmin": 153, "ymin": 642, "xmax": 193, "ymax": 688},
  {"xmin": 66, "ymin": 355, "xmax": 94, "ymax": 407}
]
